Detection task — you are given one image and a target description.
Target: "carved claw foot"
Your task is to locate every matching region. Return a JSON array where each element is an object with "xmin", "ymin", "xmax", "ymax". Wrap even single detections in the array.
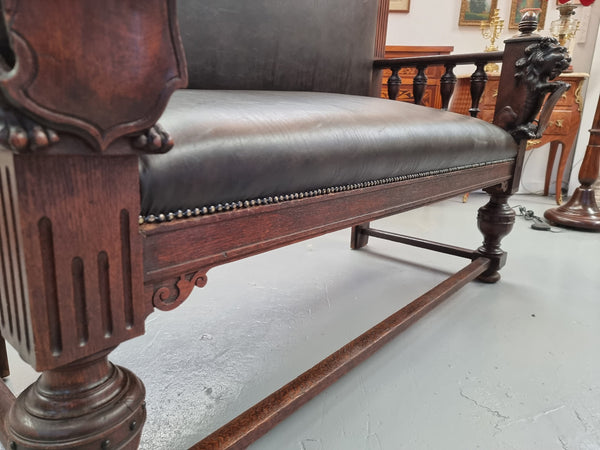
[
  {"xmin": 132, "ymin": 123, "xmax": 174, "ymax": 153},
  {"xmin": 0, "ymin": 107, "xmax": 59, "ymax": 152}
]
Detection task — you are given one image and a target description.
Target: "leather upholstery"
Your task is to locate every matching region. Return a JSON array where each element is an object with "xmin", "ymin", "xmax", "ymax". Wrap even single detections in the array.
[
  {"xmin": 177, "ymin": 0, "xmax": 379, "ymax": 95},
  {"xmin": 139, "ymin": 90, "xmax": 517, "ymax": 216}
]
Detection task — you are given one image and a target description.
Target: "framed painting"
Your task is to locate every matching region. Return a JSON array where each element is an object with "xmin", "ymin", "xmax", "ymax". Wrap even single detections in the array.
[
  {"xmin": 390, "ymin": 0, "xmax": 410, "ymax": 12},
  {"xmin": 509, "ymin": 0, "xmax": 548, "ymax": 29},
  {"xmin": 458, "ymin": 0, "xmax": 498, "ymax": 26}
]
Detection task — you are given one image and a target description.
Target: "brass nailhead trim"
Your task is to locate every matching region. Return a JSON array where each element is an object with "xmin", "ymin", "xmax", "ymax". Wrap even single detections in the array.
[{"xmin": 139, "ymin": 159, "xmax": 514, "ymax": 224}]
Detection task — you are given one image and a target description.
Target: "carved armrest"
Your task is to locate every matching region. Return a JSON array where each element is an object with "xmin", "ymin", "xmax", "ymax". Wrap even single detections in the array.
[{"xmin": 0, "ymin": 0, "xmax": 188, "ymax": 154}]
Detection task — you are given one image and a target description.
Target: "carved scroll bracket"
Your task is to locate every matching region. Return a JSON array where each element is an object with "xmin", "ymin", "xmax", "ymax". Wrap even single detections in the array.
[{"xmin": 152, "ymin": 271, "xmax": 208, "ymax": 311}]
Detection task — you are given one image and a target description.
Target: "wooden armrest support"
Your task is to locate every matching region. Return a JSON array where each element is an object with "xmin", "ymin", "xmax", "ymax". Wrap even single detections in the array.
[{"xmin": 0, "ymin": 0, "xmax": 188, "ymax": 153}]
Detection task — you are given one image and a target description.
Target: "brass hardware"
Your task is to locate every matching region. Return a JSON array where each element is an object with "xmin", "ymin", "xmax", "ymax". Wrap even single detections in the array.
[
  {"xmin": 480, "ymin": 9, "xmax": 503, "ymax": 73},
  {"xmin": 526, "ymin": 139, "xmax": 542, "ymax": 149},
  {"xmin": 555, "ymin": 119, "xmax": 564, "ymax": 128},
  {"xmin": 575, "ymin": 81, "xmax": 584, "ymax": 112},
  {"xmin": 492, "ymin": 89, "xmax": 498, "ymax": 98}
]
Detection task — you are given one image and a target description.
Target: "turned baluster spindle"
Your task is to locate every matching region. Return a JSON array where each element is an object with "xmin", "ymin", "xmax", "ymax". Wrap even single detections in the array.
[
  {"xmin": 413, "ymin": 65, "xmax": 428, "ymax": 106},
  {"xmin": 469, "ymin": 62, "xmax": 488, "ymax": 118},
  {"xmin": 387, "ymin": 67, "xmax": 401, "ymax": 101},
  {"xmin": 440, "ymin": 63, "xmax": 457, "ymax": 110}
]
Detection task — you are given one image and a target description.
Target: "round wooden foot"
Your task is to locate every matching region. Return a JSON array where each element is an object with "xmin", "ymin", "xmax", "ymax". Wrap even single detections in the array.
[
  {"xmin": 6, "ymin": 351, "xmax": 146, "ymax": 450},
  {"xmin": 544, "ymin": 187, "xmax": 600, "ymax": 231},
  {"xmin": 477, "ymin": 271, "xmax": 502, "ymax": 284}
]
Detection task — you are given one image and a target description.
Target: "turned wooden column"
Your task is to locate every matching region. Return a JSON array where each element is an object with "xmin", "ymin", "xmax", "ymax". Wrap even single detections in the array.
[
  {"xmin": 6, "ymin": 351, "xmax": 146, "ymax": 450},
  {"xmin": 476, "ymin": 186, "xmax": 515, "ymax": 283},
  {"xmin": 545, "ymin": 94, "xmax": 600, "ymax": 230}
]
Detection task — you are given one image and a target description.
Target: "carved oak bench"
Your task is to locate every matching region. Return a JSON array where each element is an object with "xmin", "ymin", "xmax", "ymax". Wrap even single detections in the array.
[{"xmin": 0, "ymin": 0, "xmax": 569, "ymax": 448}]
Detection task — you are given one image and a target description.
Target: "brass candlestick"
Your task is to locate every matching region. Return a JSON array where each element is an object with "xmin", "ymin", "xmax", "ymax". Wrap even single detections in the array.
[{"xmin": 480, "ymin": 9, "xmax": 504, "ymax": 73}]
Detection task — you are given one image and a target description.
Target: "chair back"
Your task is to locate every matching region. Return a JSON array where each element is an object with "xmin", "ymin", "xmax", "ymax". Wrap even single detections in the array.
[{"xmin": 178, "ymin": 0, "xmax": 382, "ymax": 95}]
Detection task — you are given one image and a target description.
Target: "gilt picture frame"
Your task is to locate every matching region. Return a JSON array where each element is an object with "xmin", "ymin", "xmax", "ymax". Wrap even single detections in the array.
[
  {"xmin": 390, "ymin": 0, "xmax": 410, "ymax": 13},
  {"xmin": 509, "ymin": 0, "xmax": 548, "ymax": 29},
  {"xmin": 458, "ymin": 0, "xmax": 498, "ymax": 26}
]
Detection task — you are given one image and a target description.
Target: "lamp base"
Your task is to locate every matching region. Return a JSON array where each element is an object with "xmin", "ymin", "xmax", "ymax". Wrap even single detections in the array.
[{"xmin": 544, "ymin": 187, "xmax": 600, "ymax": 231}]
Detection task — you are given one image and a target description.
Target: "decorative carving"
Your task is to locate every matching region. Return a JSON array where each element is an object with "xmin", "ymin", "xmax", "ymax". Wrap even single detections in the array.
[
  {"xmin": 0, "ymin": 0, "xmax": 187, "ymax": 152},
  {"xmin": 469, "ymin": 62, "xmax": 488, "ymax": 118},
  {"xmin": 0, "ymin": 102, "xmax": 59, "ymax": 152},
  {"xmin": 6, "ymin": 351, "xmax": 146, "ymax": 449},
  {"xmin": 440, "ymin": 63, "xmax": 457, "ymax": 111},
  {"xmin": 131, "ymin": 123, "xmax": 174, "ymax": 153},
  {"xmin": 495, "ymin": 37, "xmax": 571, "ymax": 142},
  {"xmin": 412, "ymin": 65, "xmax": 428, "ymax": 106},
  {"xmin": 152, "ymin": 271, "xmax": 208, "ymax": 311},
  {"xmin": 387, "ymin": 67, "xmax": 401, "ymax": 101}
]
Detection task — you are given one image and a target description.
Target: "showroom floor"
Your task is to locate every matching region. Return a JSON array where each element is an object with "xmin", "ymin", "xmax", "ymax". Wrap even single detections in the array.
[{"xmin": 3, "ymin": 193, "xmax": 600, "ymax": 450}]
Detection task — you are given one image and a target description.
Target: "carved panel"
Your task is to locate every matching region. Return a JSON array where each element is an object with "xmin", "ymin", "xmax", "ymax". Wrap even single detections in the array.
[{"xmin": 0, "ymin": 0, "xmax": 188, "ymax": 152}]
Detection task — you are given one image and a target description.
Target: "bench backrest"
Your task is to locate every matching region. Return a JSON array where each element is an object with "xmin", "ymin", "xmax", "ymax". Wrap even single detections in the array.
[{"xmin": 178, "ymin": 0, "xmax": 383, "ymax": 95}]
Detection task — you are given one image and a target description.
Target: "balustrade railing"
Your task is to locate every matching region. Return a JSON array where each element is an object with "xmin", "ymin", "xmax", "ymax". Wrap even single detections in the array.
[{"xmin": 374, "ymin": 51, "xmax": 504, "ymax": 118}]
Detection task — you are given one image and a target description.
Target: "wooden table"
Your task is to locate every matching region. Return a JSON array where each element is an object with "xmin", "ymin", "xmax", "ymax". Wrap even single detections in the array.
[
  {"xmin": 380, "ymin": 46, "xmax": 454, "ymax": 108},
  {"xmin": 449, "ymin": 73, "xmax": 589, "ymax": 204}
]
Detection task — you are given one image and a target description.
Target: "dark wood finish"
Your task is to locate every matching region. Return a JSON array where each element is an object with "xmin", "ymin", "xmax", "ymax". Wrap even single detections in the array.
[
  {"xmin": 6, "ymin": 350, "xmax": 146, "ymax": 450},
  {"xmin": 142, "ymin": 162, "xmax": 515, "ymax": 290},
  {"xmin": 360, "ymin": 228, "xmax": 479, "ymax": 260},
  {"xmin": 369, "ymin": 0, "xmax": 390, "ymax": 97},
  {"xmin": 193, "ymin": 257, "xmax": 490, "ymax": 449},
  {"xmin": 9, "ymin": 154, "xmax": 146, "ymax": 371},
  {"xmin": 0, "ymin": 374, "xmax": 16, "ymax": 449},
  {"xmin": 0, "ymin": 0, "xmax": 187, "ymax": 152},
  {"xmin": 374, "ymin": 0, "xmax": 390, "ymax": 58},
  {"xmin": 469, "ymin": 62, "xmax": 488, "ymax": 118},
  {"xmin": 379, "ymin": 46, "xmax": 454, "ymax": 107},
  {"xmin": 450, "ymin": 73, "xmax": 588, "ymax": 204},
  {"xmin": 476, "ymin": 186, "xmax": 515, "ymax": 283},
  {"xmin": 441, "ymin": 64, "xmax": 458, "ymax": 111},
  {"xmin": 0, "ymin": 5, "xmax": 570, "ymax": 449},
  {"xmin": 376, "ymin": 52, "xmax": 504, "ymax": 112},
  {"xmin": 0, "ymin": 336, "xmax": 8, "ymax": 378},
  {"xmin": 545, "ymin": 95, "xmax": 600, "ymax": 230}
]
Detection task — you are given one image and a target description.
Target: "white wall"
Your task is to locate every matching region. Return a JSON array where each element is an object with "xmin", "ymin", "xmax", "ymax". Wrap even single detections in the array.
[
  {"xmin": 569, "ymin": 24, "xmax": 600, "ymax": 192},
  {"xmin": 386, "ymin": 0, "xmax": 600, "ymax": 196}
]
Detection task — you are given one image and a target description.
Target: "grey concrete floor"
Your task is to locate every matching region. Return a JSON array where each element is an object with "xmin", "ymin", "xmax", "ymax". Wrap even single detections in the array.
[{"xmin": 3, "ymin": 193, "xmax": 600, "ymax": 449}]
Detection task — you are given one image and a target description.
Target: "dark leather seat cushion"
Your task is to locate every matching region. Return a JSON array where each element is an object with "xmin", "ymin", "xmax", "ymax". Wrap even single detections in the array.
[{"xmin": 139, "ymin": 90, "xmax": 517, "ymax": 217}]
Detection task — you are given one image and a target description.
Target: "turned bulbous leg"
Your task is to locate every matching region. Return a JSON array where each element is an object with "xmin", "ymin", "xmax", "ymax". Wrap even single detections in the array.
[
  {"xmin": 477, "ymin": 188, "xmax": 515, "ymax": 283},
  {"xmin": 6, "ymin": 350, "xmax": 146, "ymax": 450}
]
